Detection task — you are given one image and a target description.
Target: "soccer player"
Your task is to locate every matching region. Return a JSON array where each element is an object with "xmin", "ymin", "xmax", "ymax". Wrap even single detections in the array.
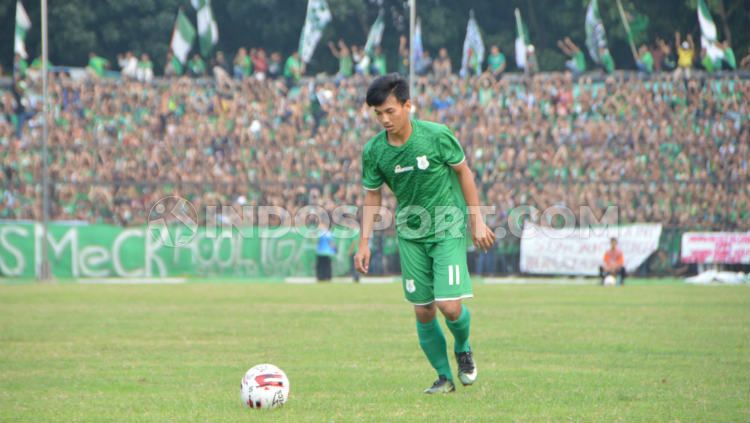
[{"xmin": 354, "ymin": 74, "xmax": 496, "ymax": 394}]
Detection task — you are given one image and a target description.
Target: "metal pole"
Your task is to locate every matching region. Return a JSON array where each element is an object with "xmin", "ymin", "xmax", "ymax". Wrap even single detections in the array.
[
  {"xmin": 40, "ymin": 0, "xmax": 50, "ymax": 281},
  {"xmin": 409, "ymin": 0, "xmax": 415, "ymax": 101}
]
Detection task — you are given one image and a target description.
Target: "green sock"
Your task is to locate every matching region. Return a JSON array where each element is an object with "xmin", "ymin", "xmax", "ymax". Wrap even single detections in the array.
[
  {"xmin": 445, "ymin": 305, "xmax": 471, "ymax": 353},
  {"xmin": 416, "ymin": 318, "xmax": 452, "ymax": 380}
]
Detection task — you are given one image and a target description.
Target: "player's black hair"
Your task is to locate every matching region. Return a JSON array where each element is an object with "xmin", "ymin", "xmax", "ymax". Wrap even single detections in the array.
[{"xmin": 366, "ymin": 73, "xmax": 410, "ymax": 107}]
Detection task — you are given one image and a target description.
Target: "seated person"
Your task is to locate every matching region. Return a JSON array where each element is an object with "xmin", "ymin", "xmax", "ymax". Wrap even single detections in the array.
[{"xmin": 600, "ymin": 237, "xmax": 625, "ymax": 285}]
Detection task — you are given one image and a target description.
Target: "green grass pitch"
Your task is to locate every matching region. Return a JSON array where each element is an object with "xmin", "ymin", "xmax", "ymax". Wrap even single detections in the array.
[{"xmin": 0, "ymin": 280, "xmax": 748, "ymax": 422}]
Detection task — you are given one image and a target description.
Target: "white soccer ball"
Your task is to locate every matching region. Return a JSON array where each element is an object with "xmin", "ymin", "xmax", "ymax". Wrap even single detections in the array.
[
  {"xmin": 604, "ymin": 275, "xmax": 616, "ymax": 286},
  {"xmin": 240, "ymin": 364, "xmax": 290, "ymax": 409}
]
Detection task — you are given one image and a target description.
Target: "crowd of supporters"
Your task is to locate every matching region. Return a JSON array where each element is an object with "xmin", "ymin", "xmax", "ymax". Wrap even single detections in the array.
[{"xmin": 1, "ymin": 58, "xmax": 749, "ymax": 231}]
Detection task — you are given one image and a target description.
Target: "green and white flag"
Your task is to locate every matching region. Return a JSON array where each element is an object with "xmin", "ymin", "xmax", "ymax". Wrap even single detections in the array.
[
  {"xmin": 15, "ymin": 1, "xmax": 31, "ymax": 59},
  {"xmin": 514, "ymin": 8, "xmax": 530, "ymax": 69},
  {"xmin": 191, "ymin": 0, "xmax": 218, "ymax": 58},
  {"xmin": 299, "ymin": 0, "xmax": 332, "ymax": 63},
  {"xmin": 460, "ymin": 10, "xmax": 485, "ymax": 77},
  {"xmin": 364, "ymin": 10, "xmax": 385, "ymax": 56},
  {"xmin": 697, "ymin": 0, "xmax": 724, "ymax": 62},
  {"xmin": 170, "ymin": 9, "xmax": 196, "ymax": 64},
  {"xmin": 585, "ymin": 0, "xmax": 608, "ymax": 64}
]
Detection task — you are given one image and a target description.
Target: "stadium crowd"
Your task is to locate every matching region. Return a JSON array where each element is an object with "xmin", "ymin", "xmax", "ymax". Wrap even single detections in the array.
[{"xmin": 1, "ymin": 44, "xmax": 749, "ymax": 232}]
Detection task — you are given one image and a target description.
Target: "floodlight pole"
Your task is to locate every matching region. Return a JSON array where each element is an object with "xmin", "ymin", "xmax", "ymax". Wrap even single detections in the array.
[
  {"xmin": 409, "ymin": 0, "xmax": 416, "ymax": 101},
  {"xmin": 39, "ymin": 0, "xmax": 51, "ymax": 281}
]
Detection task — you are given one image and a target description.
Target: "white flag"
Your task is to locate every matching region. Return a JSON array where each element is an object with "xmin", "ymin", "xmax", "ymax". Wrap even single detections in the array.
[
  {"xmin": 364, "ymin": 10, "xmax": 385, "ymax": 56},
  {"xmin": 460, "ymin": 11, "xmax": 485, "ymax": 77},
  {"xmin": 171, "ymin": 9, "xmax": 196, "ymax": 64},
  {"xmin": 191, "ymin": 0, "xmax": 218, "ymax": 57},
  {"xmin": 514, "ymin": 9, "xmax": 529, "ymax": 69},
  {"xmin": 299, "ymin": 0, "xmax": 332, "ymax": 63},
  {"xmin": 697, "ymin": 0, "xmax": 724, "ymax": 62},
  {"xmin": 15, "ymin": 1, "xmax": 31, "ymax": 59}
]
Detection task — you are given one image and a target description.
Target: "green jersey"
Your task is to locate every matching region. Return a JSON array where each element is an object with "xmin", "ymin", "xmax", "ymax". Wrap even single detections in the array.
[{"xmin": 362, "ymin": 120, "xmax": 467, "ymax": 242}]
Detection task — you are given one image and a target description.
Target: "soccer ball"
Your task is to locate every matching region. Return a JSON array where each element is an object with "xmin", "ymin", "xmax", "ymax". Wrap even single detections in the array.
[
  {"xmin": 603, "ymin": 275, "xmax": 616, "ymax": 286},
  {"xmin": 240, "ymin": 364, "xmax": 290, "ymax": 409}
]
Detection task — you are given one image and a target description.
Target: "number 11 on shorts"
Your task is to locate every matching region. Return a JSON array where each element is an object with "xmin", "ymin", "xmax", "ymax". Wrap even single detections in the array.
[{"xmin": 448, "ymin": 265, "xmax": 461, "ymax": 285}]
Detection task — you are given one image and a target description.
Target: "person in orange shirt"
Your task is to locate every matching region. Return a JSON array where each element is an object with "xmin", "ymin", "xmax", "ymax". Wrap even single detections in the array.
[{"xmin": 600, "ymin": 237, "xmax": 625, "ymax": 285}]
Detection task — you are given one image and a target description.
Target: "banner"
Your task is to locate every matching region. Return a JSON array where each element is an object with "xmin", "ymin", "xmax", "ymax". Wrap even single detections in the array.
[
  {"xmin": 520, "ymin": 223, "xmax": 662, "ymax": 275},
  {"xmin": 681, "ymin": 232, "xmax": 750, "ymax": 264},
  {"xmin": 0, "ymin": 223, "xmax": 357, "ymax": 279}
]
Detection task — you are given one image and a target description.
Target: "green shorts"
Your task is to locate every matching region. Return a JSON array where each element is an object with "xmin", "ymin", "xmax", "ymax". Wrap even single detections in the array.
[{"xmin": 397, "ymin": 236, "xmax": 472, "ymax": 305}]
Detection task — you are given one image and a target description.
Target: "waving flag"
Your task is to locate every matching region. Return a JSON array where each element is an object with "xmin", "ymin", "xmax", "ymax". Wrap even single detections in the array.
[
  {"xmin": 170, "ymin": 9, "xmax": 196, "ymax": 64},
  {"xmin": 15, "ymin": 1, "xmax": 31, "ymax": 59},
  {"xmin": 298, "ymin": 0, "xmax": 332, "ymax": 63},
  {"xmin": 412, "ymin": 18, "xmax": 423, "ymax": 68},
  {"xmin": 191, "ymin": 0, "xmax": 219, "ymax": 58},
  {"xmin": 697, "ymin": 0, "xmax": 724, "ymax": 62},
  {"xmin": 585, "ymin": 0, "xmax": 608, "ymax": 64},
  {"xmin": 460, "ymin": 10, "xmax": 485, "ymax": 77},
  {"xmin": 364, "ymin": 10, "xmax": 385, "ymax": 56},
  {"xmin": 514, "ymin": 8, "xmax": 530, "ymax": 69}
]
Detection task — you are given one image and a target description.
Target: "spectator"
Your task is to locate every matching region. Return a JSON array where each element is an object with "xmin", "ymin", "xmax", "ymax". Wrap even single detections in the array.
[
  {"xmin": 86, "ymin": 52, "xmax": 109, "ymax": 78},
  {"xmin": 252, "ymin": 48, "xmax": 269, "ymax": 79},
  {"xmin": 118, "ymin": 52, "xmax": 138, "ymax": 80},
  {"xmin": 486, "ymin": 45, "xmax": 506, "ymax": 79},
  {"xmin": 233, "ymin": 47, "xmax": 252, "ymax": 80},
  {"xmin": 397, "ymin": 35, "xmax": 409, "ymax": 75},
  {"xmin": 636, "ymin": 44, "xmax": 654, "ymax": 74},
  {"xmin": 316, "ymin": 222, "xmax": 337, "ymax": 282},
  {"xmin": 600, "ymin": 237, "xmax": 625, "ymax": 285},
  {"xmin": 655, "ymin": 38, "xmax": 676, "ymax": 72},
  {"xmin": 136, "ymin": 54, "xmax": 154, "ymax": 83},
  {"xmin": 370, "ymin": 46, "xmax": 387, "ymax": 76},
  {"xmin": 188, "ymin": 53, "xmax": 207, "ymax": 77},
  {"xmin": 558, "ymin": 37, "xmax": 586, "ymax": 76},
  {"xmin": 13, "ymin": 53, "xmax": 28, "ymax": 79},
  {"xmin": 283, "ymin": 51, "xmax": 303, "ymax": 86},
  {"xmin": 415, "ymin": 50, "xmax": 432, "ymax": 76},
  {"xmin": 598, "ymin": 46, "xmax": 615, "ymax": 74},
  {"xmin": 352, "ymin": 45, "xmax": 370, "ymax": 75},
  {"xmin": 164, "ymin": 51, "xmax": 183, "ymax": 78},
  {"xmin": 433, "ymin": 48, "xmax": 452, "ymax": 78},
  {"xmin": 675, "ymin": 32, "xmax": 695, "ymax": 78},
  {"xmin": 328, "ymin": 40, "xmax": 353, "ymax": 78},
  {"xmin": 268, "ymin": 52, "xmax": 282, "ymax": 79},
  {"xmin": 525, "ymin": 44, "xmax": 539, "ymax": 75}
]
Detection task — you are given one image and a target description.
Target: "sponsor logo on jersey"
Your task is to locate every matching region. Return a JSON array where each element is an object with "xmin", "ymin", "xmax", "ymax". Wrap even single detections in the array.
[{"xmin": 395, "ymin": 165, "xmax": 414, "ymax": 174}]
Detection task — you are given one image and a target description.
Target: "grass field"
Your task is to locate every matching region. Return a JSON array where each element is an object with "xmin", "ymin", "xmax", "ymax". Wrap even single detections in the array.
[{"xmin": 0, "ymin": 280, "xmax": 748, "ymax": 422}]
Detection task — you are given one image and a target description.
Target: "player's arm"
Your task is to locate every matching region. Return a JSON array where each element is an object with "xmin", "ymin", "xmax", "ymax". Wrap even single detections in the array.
[
  {"xmin": 451, "ymin": 161, "xmax": 495, "ymax": 252},
  {"xmin": 355, "ymin": 188, "xmax": 382, "ymax": 274}
]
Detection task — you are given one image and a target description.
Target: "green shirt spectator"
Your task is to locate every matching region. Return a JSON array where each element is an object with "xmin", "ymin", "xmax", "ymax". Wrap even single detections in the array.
[
  {"xmin": 284, "ymin": 52, "xmax": 303, "ymax": 82},
  {"xmin": 188, "ymin": 54, "xmax": 207, "ymax": 77},
  {"xmin": 600, "ymin": 49, "xmax": 615, "ymax": 74},
  {"xmin": 574, "ymin": 51, "xmax": 586, "ymax": 73},
  {"xmin": 487, "ymin": 46, "xmax": 506, "ymax": 76},
  {"xmin": 87, "ymin": 53, "xmax": 109, "ymax": 77}
]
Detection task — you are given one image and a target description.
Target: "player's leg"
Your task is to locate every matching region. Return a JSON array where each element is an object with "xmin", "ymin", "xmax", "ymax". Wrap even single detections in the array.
[
  {"xmin": 398, "ymin": 237, "xmax": 454, "ymax": 393},
  {"xmin": 430, "ymin": 237, "xmax": 476, "ymax": 386}
]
